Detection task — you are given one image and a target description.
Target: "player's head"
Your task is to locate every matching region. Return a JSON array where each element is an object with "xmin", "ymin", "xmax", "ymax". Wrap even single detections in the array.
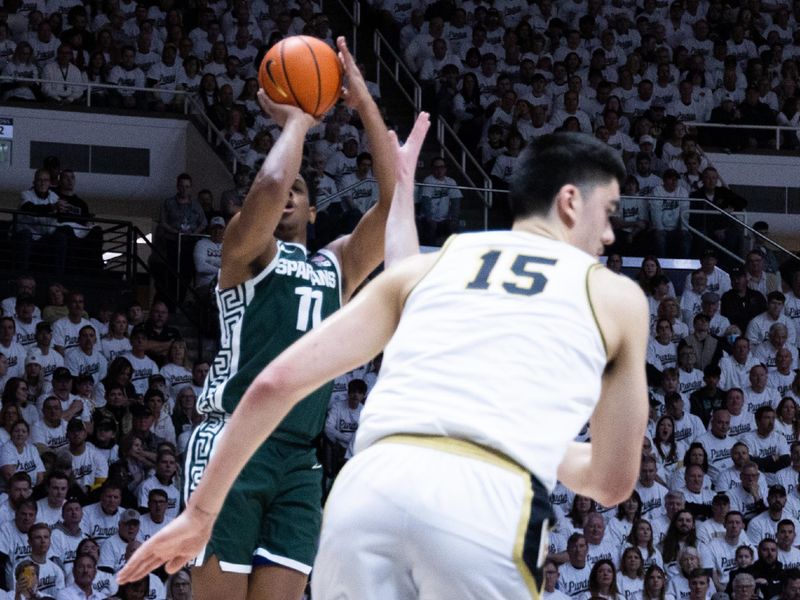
[
  {"xmin": 509, "ymin": 132, "xmax": 626, "ymax": 256},
  {"xmin": 275, "ymin": 174, "xmax": 315, "ymax": 240}
]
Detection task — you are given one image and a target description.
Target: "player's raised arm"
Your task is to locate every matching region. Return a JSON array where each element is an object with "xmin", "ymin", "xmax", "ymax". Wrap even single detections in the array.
[
  {"xmin": 219, "ymin": 91, "xmax": 317, "ymax": 287},
  {"xmin": 556, "ymin": 267, "xmax": 650, "ymax": 507},
  {"xmin": 116, "ymin": 251, "xmax": 436, "ymax": 583},
  {"xmin": 325, "ymin": 37, "xmax": 424, "ymax": 300}
]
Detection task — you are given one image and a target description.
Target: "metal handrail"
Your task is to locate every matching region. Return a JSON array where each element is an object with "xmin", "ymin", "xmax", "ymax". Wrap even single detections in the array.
[
  {"xmin": 372, "ymin": 30, "xmax": 421, "ymax": 111},
  {"xmin": 326, "ymin": 0, "xmax": 360, "ymax": 54},
  {"xmin": 0, "ymin": 75, "xmax": 241, "ymax": 176},
  {"xmin": 436, "ymin": 116, "xmax": 493, "ymax": 230},
  {"xmin": 184, "ymin": 94, "xmax": 241, "ymax": 175},
  {"xmin": 0, "ymin": 75, "xmax": 193, "ymax": 112},
  {"xmin": 684, "ymin": 121, "xmax": 800, "ymax": 150}
]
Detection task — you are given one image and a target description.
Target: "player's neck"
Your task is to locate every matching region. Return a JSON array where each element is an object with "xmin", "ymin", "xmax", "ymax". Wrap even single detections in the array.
[
  {"xmin": 275, "ymin": 226, "xmax": 307, "ymax": 248},
  {"xmin": 511, "ymin": 217, "xmax": 567, "ymax": 244}
]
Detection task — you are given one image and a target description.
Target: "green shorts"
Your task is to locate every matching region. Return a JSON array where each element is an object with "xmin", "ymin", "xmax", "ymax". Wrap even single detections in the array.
[{"xmin": 185, "ymin": 413, "xmax": 322, "ymax": 574}]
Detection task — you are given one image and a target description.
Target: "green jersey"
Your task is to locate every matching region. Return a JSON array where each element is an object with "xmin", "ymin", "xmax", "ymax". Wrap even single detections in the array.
[{"xmin": 197, "ymin": 241, "xmax": 342, "ymax": 445}]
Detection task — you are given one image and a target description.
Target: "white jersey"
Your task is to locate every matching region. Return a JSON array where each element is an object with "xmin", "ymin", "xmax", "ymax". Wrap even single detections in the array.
[{"xmin": 354, "ymin": 232, "xmax": 607, "ymax": 489}]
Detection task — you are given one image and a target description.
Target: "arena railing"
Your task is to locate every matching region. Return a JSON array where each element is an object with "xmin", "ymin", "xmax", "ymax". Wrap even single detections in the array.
[
  {"xmin": 321, "ymin": 0, "xmax": 361, "ymax": 55},
  {"xmin": 0, "ymin": 207, "xmax": 207, "ymax": 339},
  {"xmin": 0, "ymin": 76, "xmax": 242, "ymax": 174},
  {"xmin": 435, "ymin": 116, "xmax": 492, "ymax": 230},
  {"xmin": 684, "ymin": 121, "xmax": 800, "ymax": 151},
  {"xmin": 372, "ymin": 30, "xmax": 421, "ymax": 112}
]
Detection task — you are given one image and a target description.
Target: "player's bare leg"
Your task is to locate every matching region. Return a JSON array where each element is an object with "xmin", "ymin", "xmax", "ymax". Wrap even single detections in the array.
[
  {"xmin": 191, "ymin": 556, "xmax": 248, "ymax": 600},
  {"xmin": 247, "ymin": 564, "xmax": 308, "ymax": 600}
]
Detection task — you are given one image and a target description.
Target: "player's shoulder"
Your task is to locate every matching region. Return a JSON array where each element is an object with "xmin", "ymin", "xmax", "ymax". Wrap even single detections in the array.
[{"xmin": 589, "ymin": 267, "xmax": 649, "ymax": 320}]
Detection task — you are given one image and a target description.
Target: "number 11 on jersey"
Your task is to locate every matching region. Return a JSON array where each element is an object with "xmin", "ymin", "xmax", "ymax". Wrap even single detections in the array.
[{"xmin": 295, "ymin": 286, "xmax": 323, "ymax": 331}]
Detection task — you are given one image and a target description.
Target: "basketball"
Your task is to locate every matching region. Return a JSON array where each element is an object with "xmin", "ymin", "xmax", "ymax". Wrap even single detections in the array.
[{"xmin": 258, "ymin": 36, "xmax": 343, "ymax": 118}]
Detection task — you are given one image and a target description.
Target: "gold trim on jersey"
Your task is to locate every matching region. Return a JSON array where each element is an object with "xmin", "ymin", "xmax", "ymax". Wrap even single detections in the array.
[
  {"xmin": 585, "ymin": 263, "xmax": 609, "ymax": 358},
  {"xmin": 378, "ymin": 433, "xmax": 525, "ymax": 474},
  {"xmin": 379, "ymin": 434, "xmax": 540, "ymax": 599}
]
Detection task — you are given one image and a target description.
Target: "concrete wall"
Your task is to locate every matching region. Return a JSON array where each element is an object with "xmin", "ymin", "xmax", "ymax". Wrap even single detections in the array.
[{"xmin": 0, "ymin": 106, "xmax": 232, "ymax": 231}]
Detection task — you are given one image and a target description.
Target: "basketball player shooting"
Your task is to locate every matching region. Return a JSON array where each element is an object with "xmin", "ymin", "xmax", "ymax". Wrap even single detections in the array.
[
  {"xmin": 138, "ymin": 36, "xmax": 423, "ymax": 600},
  {"xmin": 120, "ymin": 131, "xmax": 650, "ymax": 599}
]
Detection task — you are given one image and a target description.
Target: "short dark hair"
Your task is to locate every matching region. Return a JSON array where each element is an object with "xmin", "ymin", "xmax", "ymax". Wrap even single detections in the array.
[
  {"xmin": 348, "ymin": 379, "xmax": 367, "ymax": 395},
  {"xmin": 509, "ymin": 133, "xmax": 625, "ymax": 220}
]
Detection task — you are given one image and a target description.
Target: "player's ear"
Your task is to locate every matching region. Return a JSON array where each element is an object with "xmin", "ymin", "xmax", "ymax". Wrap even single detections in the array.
[
  {"xmin": 307, "ymin": 205, "xmax": 317, "ymax": 225},
  {"xmin": 554, "ymin": 183, "xmax": 580, "ymax": 228}
]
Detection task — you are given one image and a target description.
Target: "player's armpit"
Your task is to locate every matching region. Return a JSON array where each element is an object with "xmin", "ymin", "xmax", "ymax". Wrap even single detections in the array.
[{"xmin": 558, "ymin": 268, "xmax": 650, "ymax": 506}]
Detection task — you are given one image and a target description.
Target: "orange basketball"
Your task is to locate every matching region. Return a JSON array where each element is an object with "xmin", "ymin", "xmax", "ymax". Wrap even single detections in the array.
[{"xmin": 258, "ymin": 36, "xmax": 343, "ymax": 118}]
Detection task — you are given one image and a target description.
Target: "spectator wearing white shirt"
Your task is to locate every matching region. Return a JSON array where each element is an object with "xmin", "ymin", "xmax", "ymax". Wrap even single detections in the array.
[
  {"xmin": 697, "ymin": 409, "xmax": 735, "ymax": 481},
  {"xmin": 725, "ymin": 388, "xmax": 757, "ymax": 440},
  {"xmin": 64, "ymin": 325, "xmax": 107, "ymax": 385},
  {"xmin": 741, "ymin": 406, "xmax": 790, "ymax": 475},
  {"xmin": 136, "ymin": 450, "xmax": 179, "ymax": 519},
  {"xmin": 30, "ymin": 397, "xmax": 67, "ymax": 454},
  {"xmin": 668, "ymin": 80, "xmax": 711, "ymax": 123},
  {"xmin": 33, "ymin": 471, "xmax": 68, "ymax": 528},
  {"xmin": 63, "ymin": 418, "xmax": 107, "ymax": 493},
  {"xmin": 648, "ymin": 321, "xmax": 678, "ymax": 372},
  {"xmin": 747, "ymin": 293, "xmax": 797, "ymax": 349},
  {"xmin": 720, "ymin": 338, "xmax": 760, "ymax": 392},
  {"xmin": 727, "ymin": 462, "xmax": 768, "ymax": 521},
  {"xmin": 98, "ymin": 508, "xmax": 139, "ymax": 575},
  {"xmin": 13, "ymin": 296, "xmax": 40, "ymax": 351},
  {"xmin": 681, "ymin": 270, "xmax": 707, "ymax": 325},
  {"xmin": 121, "ymin": 330, "xmax": 158, "ymax": 397},
  {"xmin": 550, "ymin": 90, "xmax": 593, "ymax": 133},
  {"xmin": 29, "ymin": 21, "xmax": 59, "ymax": 68},
  {"xmin": 404, "ymin": 16, "xmax": 445, "ymax": 73},
  {"xmin": 0, "ymin": 319, "xmax": 26, "ymax": 380},
  {"xmin": 57, "ymin": 553, "xmax": 103, "ymax": 600},
  {"xmin": 698, "ymin": 292, "xmax": 732, "ymax": 338},
  {"xmin": 0, "ymin": 420, "xmax": 44, "ymax": 488},
  {"xmin": 419, "ymin": 38, "xmax": 459, "ymax": 83},
  {"xmin": 108, "ymin": 45, "xmax": 146, "ymax": 109},
  {"xmin": 650, "ymin": 169, "xmax": 691, "ymax": 257},
  {"xmin": 137, "ymin": 489, "xmax": 172, "ymax": 542},
  {"xmin": 632, "ymin": 152, "xmax": 663, "ymax": 197},
  {"xmin": 339, "ymin": 153, "xmax": 379, "ymax": 218},
  {"xmin": 146, "ymin": 43, "xmax": 180, "ymax": 109},
  {"xmin": 19, "ymin": 522, "xmax": 64, "ymax": 597},
  {"xmin": 700, "ymin": 510, "xmax": 752, "ymax": 590},
  {"xmin": 444, "ymin": 9, "xmax": 470, "ymax": 56},
  {"xmin": 776, "ymin": 520, "xmax": 800, "ymax": 569},
  {"xmin": 41, "ymin": 43, "xmax": 86, "ymax": 104},
  {"xmin": 52, "ymin": 291, "xmax": 97, "ymax": 355},
  {"xmin": 419, "ymin": 157, "xmax": 463, "ymax": 246},
  {"xmin": 324, "ymin": 136, "xmax": 359, "ymax": 188},
  {"xmin": 743, "ymin": 365, "xmax": 781, "ymax": 415},
  {"xmin": 193, "ymin": 216, "xmax": 224, "ymax": 292},
  {"xmin": 50, "ymin": 499, "xmax": 86, "ymax": 576}
]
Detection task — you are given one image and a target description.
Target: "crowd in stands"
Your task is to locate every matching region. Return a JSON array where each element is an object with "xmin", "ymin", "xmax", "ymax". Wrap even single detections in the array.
[
  {"xmin": 3, "ymin": 0, "xmax": 800, "ymax": 598},
  {"xmin": 370, "ymin": 0, "xmax": 800, "ymax": 243},
  {"xmin": 0, "ymin": 269, "xmax": 206, "ymax": 599}
]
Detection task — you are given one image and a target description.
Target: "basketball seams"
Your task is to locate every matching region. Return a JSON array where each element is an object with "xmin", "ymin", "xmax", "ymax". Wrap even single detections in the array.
[
  {"xmin": 280, "ymin": 38, "xmax": 304, "ymax": 111},
  {"xmin": 297, "ymin": 36, "xmax": 323, "ymax": 116},
  {"xmin": 260, "ymin": 36, "xmax": 342, "ymax": 118}
]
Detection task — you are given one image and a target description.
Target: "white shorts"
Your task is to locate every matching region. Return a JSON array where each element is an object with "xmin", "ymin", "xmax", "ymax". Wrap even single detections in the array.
[{"xmin": 311, "ymin": 435, "xmax": 552, "ymax": 600}]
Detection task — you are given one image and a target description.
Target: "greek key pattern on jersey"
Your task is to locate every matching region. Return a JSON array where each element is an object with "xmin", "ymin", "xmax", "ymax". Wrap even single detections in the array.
[
  {"xmin": 185, "ymin": 412, "xmax": 225, "ymax": 496},
  {"xmin": 197, "ymin": 285, "xmax": 248, "ymax": 414}
]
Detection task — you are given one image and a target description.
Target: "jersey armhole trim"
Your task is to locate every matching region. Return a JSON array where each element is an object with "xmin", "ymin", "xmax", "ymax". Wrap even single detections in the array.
[
  {"xmin": 214, "ymin": 241, "xmax": 283, "ymax": 294},
  {"xmin": 585, "ymin": 263, "xmax": 609, "ymax": 359},
  {"xmin": 400, "ymin": 234, "xmax": 458, "ymax": 309},
  {"xmin": 317, "ymin": 248, "xmax": 343, "ymax": 306}
]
